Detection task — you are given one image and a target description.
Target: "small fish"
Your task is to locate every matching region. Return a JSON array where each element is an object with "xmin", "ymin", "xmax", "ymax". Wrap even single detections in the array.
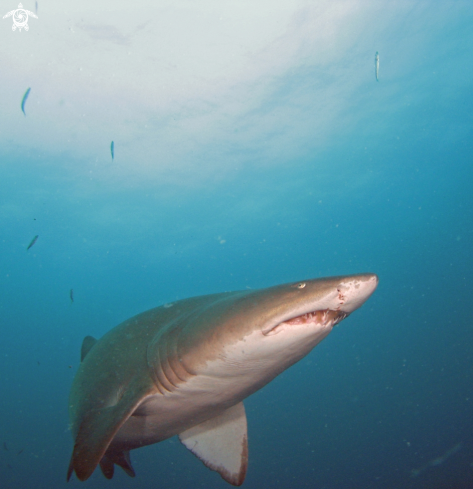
[
  {"xmin": 110, "ymin": 141, "xmax": 114, "ymax": 161},
  {"xmin": 35, "ymin": 1, "xmax": 38, "ymax": 15},
  {"xmin": 70, "ymin": 289, "xmax": 74, "ymax": 303},
  {"xmin": 37, "ymin": 360, "xmax": 40, "ymax": 366},
  {"xmin": 21, "ymin": 87, "xmax": 31, "ymax": 116},
  {"xmin": 27, "ymin": 235, "xmax": 39, "ymax": 251},
  {"xmin": 17, "ymin": 448, "xmax": 24, "ymax": 455},
  {"xmin": 7, "ymin": 463, "xmax": 12, "ymax": 469},
  {"xmin": 3, "ymin": 442, "xmax": 8, "ymax": 451},
  {"xmin": 375, "ymin": 51, "xmax": 380, "ymax": 82}
]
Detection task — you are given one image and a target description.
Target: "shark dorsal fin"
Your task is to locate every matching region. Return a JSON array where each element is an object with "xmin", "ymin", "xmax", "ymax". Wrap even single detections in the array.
[
  {"xmin": 80, "ymin": 336, "xmax": 98, "ymax": 362},
  {"xmin": 179, "ymin": 401, "xmax": 248, "ymax": 486}
]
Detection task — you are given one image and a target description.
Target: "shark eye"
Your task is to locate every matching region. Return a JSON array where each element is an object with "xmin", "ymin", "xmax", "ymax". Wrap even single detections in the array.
[{"xmin": 297, "ymin": 283, "xmax": 306, "ymax": 289}]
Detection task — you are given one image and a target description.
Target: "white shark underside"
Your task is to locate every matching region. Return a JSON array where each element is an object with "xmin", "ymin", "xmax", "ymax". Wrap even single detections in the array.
[{"xmin": 67, "ymin": 273, "xmax": 378, "ymax": 485}]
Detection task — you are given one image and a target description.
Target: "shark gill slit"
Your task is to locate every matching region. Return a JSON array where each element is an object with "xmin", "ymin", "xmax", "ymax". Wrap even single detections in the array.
[
  {"xmin": 161, "ymin": 350, "xmax": 182, "ymax": 389},
  {"xmin": 153, "ymin": 338, "xmax": 193, "ymax": 393},
  {"xmin": 165, "ymin": 332, "xmax": 196, "ymax": 385},
  {"xmin": 153, "ymin": 347, "xmax": 173, "ymax": 394},
  {"xmin": 168, "ymin": 344, "xmax": 192, "ymax": 383}
]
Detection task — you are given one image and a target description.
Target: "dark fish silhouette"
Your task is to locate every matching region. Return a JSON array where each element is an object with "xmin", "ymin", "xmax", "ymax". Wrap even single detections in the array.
[
  {"xmin": 21, "ymin": 88, "xmax": 31, "ymax": 116},
  {"xmin": 375, "ymin": 52, "xmax": 379, "ymax": 81},
  {"xmin": 111, "ymin": 141, "xmax": 114, "ymax": 161},
  {"xmin": 3, "ymin": 442, "xmax": 8, "ymax": 451},
  {"xmin": 17, "ymin": 448, "xmax": 24, "ymax": 455},
  {"xmin": 27, "ymin": 235, "xmax": 39, "ymax": 251},
  {"xmin": 70, "ymin": 289, "xmax": 74, "ymax": 303}
]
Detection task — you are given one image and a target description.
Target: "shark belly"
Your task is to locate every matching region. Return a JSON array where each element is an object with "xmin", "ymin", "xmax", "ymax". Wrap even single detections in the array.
[{"xmin": 113, "ymin": 320, "xmax": 333, "ymax": 451}]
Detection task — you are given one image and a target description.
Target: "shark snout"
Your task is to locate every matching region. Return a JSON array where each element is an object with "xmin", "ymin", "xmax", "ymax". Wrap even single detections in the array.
[{"xmin": 336, "ymin": 274, "xmax": 378, "ymax": 314}]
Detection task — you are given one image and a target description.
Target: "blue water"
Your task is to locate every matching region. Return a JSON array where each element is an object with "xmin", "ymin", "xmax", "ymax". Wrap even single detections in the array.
[{"xmin": 1, "ymin": 2, "xmax": 472, "ymax": 488}]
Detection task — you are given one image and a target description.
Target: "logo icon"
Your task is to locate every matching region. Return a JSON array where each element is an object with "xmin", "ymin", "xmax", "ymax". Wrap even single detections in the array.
[{"xmin": 3, "ymin": 3, "xmax": 37, "ymax": 32}]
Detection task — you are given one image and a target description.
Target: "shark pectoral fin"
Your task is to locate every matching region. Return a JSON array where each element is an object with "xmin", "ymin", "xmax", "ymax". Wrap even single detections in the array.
[
  {"xmin": 70, "ymin": 381, "xmax": 153, "ymax": 482},
  {"xmin": 80, "ymin": 336, "xmax": 97, "ymax": 361},
  {"xmin": 179, "ymin": 402, "xmax": 248, "ymax": 486}
]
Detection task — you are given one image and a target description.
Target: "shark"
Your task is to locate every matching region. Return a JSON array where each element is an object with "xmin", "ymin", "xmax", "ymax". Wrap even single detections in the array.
[{"xmin": 67, "ymin": 273, "xmax": 378, "ymax": 485}]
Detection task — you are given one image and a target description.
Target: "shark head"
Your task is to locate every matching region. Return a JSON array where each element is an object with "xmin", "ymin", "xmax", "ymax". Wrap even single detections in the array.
[
  {"xmin": 247, "ymin": 273, "xmax": 378, "ymax": 374},
  {"xmin": 259, "ymin": 272, "xmax": 379, "ymax": 336},
  {"xmin": 148, "ymin": 273, "xmax": 378, "ymax": 402}
]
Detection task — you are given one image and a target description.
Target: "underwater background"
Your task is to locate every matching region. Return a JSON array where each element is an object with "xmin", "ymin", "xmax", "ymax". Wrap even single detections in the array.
[{"xmin": 1, "ymin": 1, "xmax": 472, "ymax": 488}]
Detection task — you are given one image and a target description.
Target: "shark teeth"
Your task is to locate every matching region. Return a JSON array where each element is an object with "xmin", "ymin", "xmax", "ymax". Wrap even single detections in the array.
[
  {"xmin": 286, "ymin": 309, "xmax": 347, "ymax": 326},
  {"xmin": 264, "ymin": 309, "xmax": 348, "ymax": 336}
]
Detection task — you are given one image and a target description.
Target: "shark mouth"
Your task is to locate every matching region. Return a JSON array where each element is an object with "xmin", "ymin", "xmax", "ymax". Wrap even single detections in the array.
[{"xmin": 263, "ymin": 309, "xmax": 348, "ymax": 336}]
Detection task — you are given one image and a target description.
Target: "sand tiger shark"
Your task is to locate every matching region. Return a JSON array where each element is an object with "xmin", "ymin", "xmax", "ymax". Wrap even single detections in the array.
[{"xmin": 67, "ymin": 273, "xmax": 378, "ymax": 485}]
